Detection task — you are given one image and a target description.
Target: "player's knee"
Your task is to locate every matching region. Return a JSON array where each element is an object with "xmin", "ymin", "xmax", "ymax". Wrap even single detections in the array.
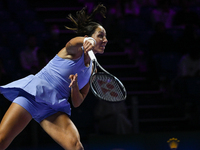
[
  {"xmin": 0, "ymin": 134, "xmax": 10, "ymax": 150},
  {"xmin": 75, "ymin": 141, "xmax": 84, "ymax": 150},
  {"xmin": 69, "ymin": 138, "xmax": 84, "ymax": 150}
]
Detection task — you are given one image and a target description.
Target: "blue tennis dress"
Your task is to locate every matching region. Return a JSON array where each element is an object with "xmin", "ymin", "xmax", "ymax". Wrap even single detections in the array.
[{"xmin": 0, "ymin": 52, "xmax": 92, "ymax": 121}]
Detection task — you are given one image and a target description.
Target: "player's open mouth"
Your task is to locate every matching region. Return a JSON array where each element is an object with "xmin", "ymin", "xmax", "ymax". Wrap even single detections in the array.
[{"xmin": 100, "ymin": 45, "xmax": 106, "ymax": 49}]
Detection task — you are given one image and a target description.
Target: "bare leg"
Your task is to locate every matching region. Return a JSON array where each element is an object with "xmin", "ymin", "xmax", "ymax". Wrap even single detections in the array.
[
  {"xmin": 0, "ymin": 103, "xmax": 32, "ymax": 150},
  {"xmin": 40, "ymin": 112, "xmax": 84, "ymax": 150}
]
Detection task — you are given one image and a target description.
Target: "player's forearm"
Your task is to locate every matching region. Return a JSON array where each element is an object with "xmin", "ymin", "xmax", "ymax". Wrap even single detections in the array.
[{"xmin": 70, "ymin": 85, "xmax": 84, "ymax": 108}]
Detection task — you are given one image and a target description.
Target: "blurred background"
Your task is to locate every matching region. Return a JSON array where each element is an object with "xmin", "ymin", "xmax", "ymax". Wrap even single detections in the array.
[{"xmin": 1, "ymin": 0, "xmax": 200, "ymax": 149}]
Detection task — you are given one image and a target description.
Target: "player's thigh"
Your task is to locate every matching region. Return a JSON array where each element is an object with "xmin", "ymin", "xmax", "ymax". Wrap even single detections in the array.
[
  {"xmin": 0, "ymin": 102, "xmax": 32, "ymax": 145},
  {"xmin": 40, "ymin": 112, "xmax": 82, "ymax": 149}
]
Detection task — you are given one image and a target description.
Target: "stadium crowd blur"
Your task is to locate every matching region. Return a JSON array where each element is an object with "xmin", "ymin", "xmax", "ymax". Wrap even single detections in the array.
[{"xmin": 1, "ymin": 0, "xmax": 200, "ymax": 136}]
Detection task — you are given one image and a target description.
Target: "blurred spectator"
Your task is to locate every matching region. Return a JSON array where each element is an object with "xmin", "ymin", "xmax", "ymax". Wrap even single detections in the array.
[
  {"xmin": 124, "ymin": 0, "xmax": 141, "ymax": 17},
  {"xmin": 94, "ymin": 100, "xmax": 132, "ymax": 135},
  {"xmin": 42, "ymin": 24, "xmax": 66, "ymax": 60},
  {"xmin": 106, "ymin": 0, "xmax": 126, "ymax": 19},
  {"xmin": 124, "ymin": 39, "xmax": 148, "ymax": 72},
  {"xmin": 148, "ymin": 21, "xmax": 175, "ymax": 55},
  {"xmin": 151, "ymin": 0, "xmax": 176, "ymax": 29},
  {"xmin": 173, "ymin": 43, "xmax": 200, "ymax": 125},
  {"xmin": 20, "ymin": 34, "xmax": 47, "ymax": 75},
  {"xmin": 173, "ymin": 25, "xmax": 200, "ymax": 97},
  {"xmin": 177, "ymin": 44, "xmax": 200, "ymax": 77},
  {"xmin": 173, "ymin": 0, "xmax": 200, "ymax": 28},
  {"xmin": 109, "ymin": 0, "xmax": 142, "ymax": 18}
]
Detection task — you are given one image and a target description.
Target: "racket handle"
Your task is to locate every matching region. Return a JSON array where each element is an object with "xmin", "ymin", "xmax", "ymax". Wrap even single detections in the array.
[{"xmin": 88, "ymin": 50, "xmax": 97, "ymax": 61}]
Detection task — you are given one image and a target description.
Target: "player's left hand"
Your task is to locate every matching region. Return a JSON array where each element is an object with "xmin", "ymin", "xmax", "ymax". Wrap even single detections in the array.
[{"xmin": 69, "ymin": 73, "xmax": 78, "ymax": 88}]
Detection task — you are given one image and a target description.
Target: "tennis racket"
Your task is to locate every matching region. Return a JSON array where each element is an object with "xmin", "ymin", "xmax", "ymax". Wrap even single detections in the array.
[{"xmin": 88, "ymin": 50, "xmax": 127, "ymax": 102}]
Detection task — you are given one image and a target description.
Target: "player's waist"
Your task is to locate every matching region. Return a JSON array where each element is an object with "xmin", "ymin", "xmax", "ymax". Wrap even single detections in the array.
[{"xmin": 35, "ymin": 70, "xmax": 70, "ymax": 98}]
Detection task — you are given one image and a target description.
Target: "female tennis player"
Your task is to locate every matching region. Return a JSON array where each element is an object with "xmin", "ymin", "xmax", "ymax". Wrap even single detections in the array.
[{"xmin": 0, "ymin": 4, "xmax": 107, "ymax": 150}]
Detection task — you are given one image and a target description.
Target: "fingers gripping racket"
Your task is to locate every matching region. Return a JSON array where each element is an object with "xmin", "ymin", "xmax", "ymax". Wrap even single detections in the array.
[{"xmin": 88, "ymin": 50, "xmax": 127, "ymax": 102}]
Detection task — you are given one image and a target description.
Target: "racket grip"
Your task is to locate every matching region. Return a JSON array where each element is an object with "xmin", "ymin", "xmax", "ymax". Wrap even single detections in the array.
[{"xmin": 88, "ymin": 50, "xmax": 97, "ymax": 61}]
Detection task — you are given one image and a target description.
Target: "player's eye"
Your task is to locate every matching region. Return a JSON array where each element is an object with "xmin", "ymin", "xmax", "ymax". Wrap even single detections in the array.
[{"xmin": 98, "ymin": 34, "xmax": 103, "ymax": 38}]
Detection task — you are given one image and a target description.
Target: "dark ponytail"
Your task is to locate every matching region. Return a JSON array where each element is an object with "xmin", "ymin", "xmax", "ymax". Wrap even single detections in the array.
[{"xmin": 65, "ymin": 4, "xmax": 106, "ymax": 36}]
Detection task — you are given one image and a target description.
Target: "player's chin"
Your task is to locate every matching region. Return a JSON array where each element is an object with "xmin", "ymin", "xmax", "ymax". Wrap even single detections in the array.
[
  {"xmin": 98, "ymin": 50, "xmax": 105, "ymax": 54},
  {"xmin": 98, "ymin": 47, "xmax": 105, "ymax": 54}
]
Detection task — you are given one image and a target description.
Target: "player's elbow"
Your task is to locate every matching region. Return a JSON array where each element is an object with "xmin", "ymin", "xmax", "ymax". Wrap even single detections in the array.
[
  {"xmin": 72, "ymin": 102, "xmax": 81, "ymax": 108},
  {"xmin": 72, "ymin": 99, "xmax": 83, "ymax": 108}
]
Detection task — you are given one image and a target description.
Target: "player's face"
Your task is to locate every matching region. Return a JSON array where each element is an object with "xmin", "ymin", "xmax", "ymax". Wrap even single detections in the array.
[{"xmin": 91, "ymin": 26, "xmax": 108, "ymax": 54}]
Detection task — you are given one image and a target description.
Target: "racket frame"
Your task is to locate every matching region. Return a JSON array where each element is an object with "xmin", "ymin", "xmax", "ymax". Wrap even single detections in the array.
[{"xmin": 88, "ymin": 50, "xmax": 127, "ymax": 101}]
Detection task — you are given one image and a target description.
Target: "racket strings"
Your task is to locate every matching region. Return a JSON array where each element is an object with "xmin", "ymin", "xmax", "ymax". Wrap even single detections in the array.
[{"xmin": 92, "ymin": 74, "xmax": 126, "ymax": 101}]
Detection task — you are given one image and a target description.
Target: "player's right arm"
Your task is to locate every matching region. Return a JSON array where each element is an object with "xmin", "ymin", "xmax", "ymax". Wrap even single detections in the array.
[
  {"xmin": 57, "ymin": 37, "xmax": 84, "ymax": 59},
  {"xmin": 57, "ymin": 36, "xmax": 95, "ymax": 60}
]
